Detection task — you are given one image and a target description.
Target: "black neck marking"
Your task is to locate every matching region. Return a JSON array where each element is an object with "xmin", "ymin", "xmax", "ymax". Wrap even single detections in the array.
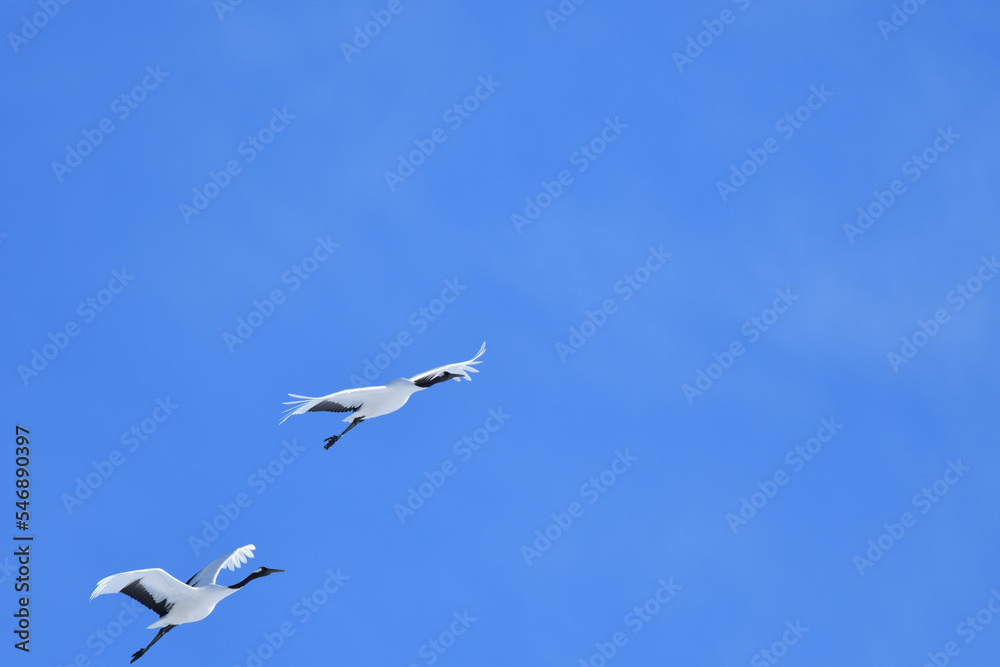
[{"xmin": 229, "ymin": 569, "xmax": 272, "ymax": 590}]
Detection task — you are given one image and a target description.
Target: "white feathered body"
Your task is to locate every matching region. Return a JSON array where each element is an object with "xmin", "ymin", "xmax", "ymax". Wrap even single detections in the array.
[
  {"xmin": 346, "ymin": 378, "xmax": 423, "ymax": 421},
  {"xmin": 149, "ymin": 585, "xmax": 234, "ymax": 627}
]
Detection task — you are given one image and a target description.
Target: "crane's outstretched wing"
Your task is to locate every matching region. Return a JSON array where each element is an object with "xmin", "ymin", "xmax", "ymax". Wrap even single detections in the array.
[
  {"xmin": 185, "ymin": 544, "xmax": 256, "ymax": 587},
  {"xmin": 279, "ymin": 385, "xmax": 384, "ymax": 424},
  {"xmin": 91, "ymin": 568, "xmax": 189, "ymax": 619},
  {"xmin": 410, "ymin": 342, "xmax": 486, "ymax": 388}
]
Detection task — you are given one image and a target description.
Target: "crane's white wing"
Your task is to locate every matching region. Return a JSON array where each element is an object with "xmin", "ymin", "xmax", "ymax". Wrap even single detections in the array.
[
  {"xmin": 91, "ymin": 568, "xmax": 192, "ymax": 619},
  {"xmin": 409, "ymin": 342, "xmax": 486, "ymax": 388},
  {"xmin": 185, "ymin": 544, "xmax": 256, "ymax": 587},
  {"xmin": 279, "ymin": 385, "xmax": 385, "ymax": 424}
]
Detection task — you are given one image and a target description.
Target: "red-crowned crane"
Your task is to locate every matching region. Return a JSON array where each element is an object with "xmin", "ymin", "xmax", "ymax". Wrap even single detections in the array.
[
  {"xmin": 281, "ymin": 342, "xmax": 485, "ymax": 448},
  {"xmin": 90, "ymin": 545, "xmax": 283, "ymax": 663}
]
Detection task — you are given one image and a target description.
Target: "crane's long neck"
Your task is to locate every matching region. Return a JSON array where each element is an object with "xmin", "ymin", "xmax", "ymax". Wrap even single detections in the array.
[{"xmin": 228, "ymin": 570, "xmax": 269, "ymax": 590}]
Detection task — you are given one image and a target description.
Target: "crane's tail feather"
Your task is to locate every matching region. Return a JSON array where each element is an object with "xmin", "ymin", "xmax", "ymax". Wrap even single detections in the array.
[{"xmin": 279, "ymin": 395, "xmax": 324, "ymax": 424}]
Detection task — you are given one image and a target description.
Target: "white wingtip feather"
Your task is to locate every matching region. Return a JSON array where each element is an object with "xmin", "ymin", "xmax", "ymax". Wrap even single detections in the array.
[{"xmin": 227, "ymin": 545, "xmax": 255, "ymax": 570}]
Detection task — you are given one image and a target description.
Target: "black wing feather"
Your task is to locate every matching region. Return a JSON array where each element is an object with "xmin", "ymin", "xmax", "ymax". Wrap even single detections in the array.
[
  {"xmin": 412, "ymin": 372, "xmax": 461, "ymax": 388},
  {"xmin": 121, "ymin": 579, "xmax": 174, "ymax": 618},
  {"xmin": 308, "ymin": 399, "xmax": 363, "ymax": 413}
]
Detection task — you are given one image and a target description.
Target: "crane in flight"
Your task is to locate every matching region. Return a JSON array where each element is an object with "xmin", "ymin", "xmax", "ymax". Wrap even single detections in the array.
[
  {"xmin": 90, "ymin": 545, "xmax": 283, "ymax": 662},
  {"xmin": 281, "ymin": 342, "xmax": 485, "ymax": 448}
]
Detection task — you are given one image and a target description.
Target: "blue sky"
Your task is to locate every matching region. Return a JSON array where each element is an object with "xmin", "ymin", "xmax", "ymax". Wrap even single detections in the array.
[{"xmin": 2, "ymin": 1, "xmax": 1000, "ymax": 665}]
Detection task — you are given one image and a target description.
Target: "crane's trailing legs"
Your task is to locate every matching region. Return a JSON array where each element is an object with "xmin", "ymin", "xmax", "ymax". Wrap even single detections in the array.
[
  {"xmin": 131, "ymin": 625, "xmax": 175, "ymax": 663},
  {"xmin": 324, "ymin": 417, "xmax": 364, "ymax": 449}
]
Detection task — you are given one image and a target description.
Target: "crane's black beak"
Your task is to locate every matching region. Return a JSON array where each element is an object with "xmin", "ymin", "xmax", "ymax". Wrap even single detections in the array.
[{"xmin": 261, "ymin": 567, "xmax": 285, "ymax": 575}]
